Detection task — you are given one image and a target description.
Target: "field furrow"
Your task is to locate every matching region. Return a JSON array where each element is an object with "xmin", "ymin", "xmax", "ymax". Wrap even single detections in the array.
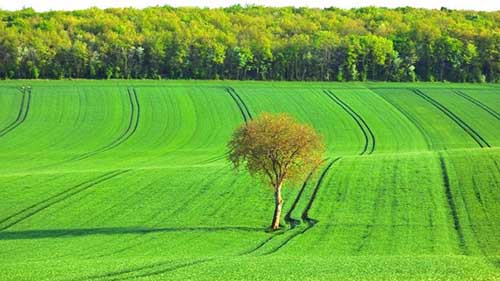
[
  {"xmin": 0, "ymin": 170, "xmax": 129, "ymax": 231},
  {"xmin": 412, "ymin": 88, "xmax": 490, "ymax": 148},
  {"xmin": 324, "ymin": 89, "xmax": 375, "ymax": 155},
  {"xmin": 70, "ymin": 88, "xmax": 140, "ymax": 162},
  {"xmin": 0, "ymin": 81, "xmax": 498, "ymax": 281},
  {"xmin": 0, "ymin": 87, "xmax": 31, "ymax": 137},
  {"xmin": 453, "ymin": 90, "xmax": 500, "ymax": 120}
]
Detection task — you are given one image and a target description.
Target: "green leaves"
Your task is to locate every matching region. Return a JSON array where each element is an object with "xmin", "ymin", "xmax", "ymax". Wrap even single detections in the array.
[{"xmin": 0, "ymin": 7, "xmax": 498, "ymax": 81}]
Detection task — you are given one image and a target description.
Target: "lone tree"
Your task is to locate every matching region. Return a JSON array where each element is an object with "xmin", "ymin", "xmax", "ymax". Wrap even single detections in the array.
[{"xmin": 228, "ymin": 113, "xmax": 325, "ymax": 230}]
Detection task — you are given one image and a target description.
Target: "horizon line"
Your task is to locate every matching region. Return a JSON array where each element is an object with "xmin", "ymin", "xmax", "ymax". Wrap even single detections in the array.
[{"xmin": 1, "ymin": 4, "xmax": 498, "ymax": 13}]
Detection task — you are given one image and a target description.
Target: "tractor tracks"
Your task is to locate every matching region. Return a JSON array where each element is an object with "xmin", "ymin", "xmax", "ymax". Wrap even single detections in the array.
[
  {"xmin": 412, "ymin": 89, "xmax": 490, "ymax": 148},
  {"xmin": 284, "ymin": 171, "xmax": 314, "ymax": 229},
  {"xmin": 71, "ymin": 88, "xmax": 140, "ymax": 162},
  {"xmin": 109, "ymin": 258, "xmax": 214, "ymax": 281},
  {"xmin": 439, "ymin": 155, "xmax": 468, "ymax": 255},
  {"xmin": 301, "ymin": 158, "xmax": 340, "ymax": 229},
  {"xmin": 262, "ymin": 88, "xmax": 376, "ymax": 254},
  {"xmin": 76, "ymin": 257, "xmax": 215, "ymax": 281},
  {"xmin": 226, "ymin": 87, "xmax": 252, "ymax": 123},
  {"xmin": 373, "ymin": 90, "xmax": 433, "ymax": 150},
  {"xmin": 115, "ymin": 158, "xmax": 340, "ymax": 262},
  {"xmin": 0, "ymin": 86, "xmax": 32, "ymax": 137},
  {"xmin": 0, "ymin": 170, "xmax": 129, "ymax": 231},
  {"xmin": 250, "ymin": 172, "xmax": 315, "ymax": 255},
  {"xmin": 323, "ymin": 89, "xmax": 375, "ymax": 155},
  {"xmin": 453, "ymin": 90, "xmax": 500, "ymax": 120},
  {"xmin": 264, "ymin": 158, "xmax": 341, "ymax": 255}
]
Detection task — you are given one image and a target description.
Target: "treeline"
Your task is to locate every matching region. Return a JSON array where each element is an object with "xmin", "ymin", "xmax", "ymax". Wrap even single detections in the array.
[{"xmin": 0, "ymin": 6, "xmax": 499, "ymax": 82}]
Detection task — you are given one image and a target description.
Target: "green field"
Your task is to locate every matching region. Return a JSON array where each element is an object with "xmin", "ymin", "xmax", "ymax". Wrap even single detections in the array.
[{"xmin": 0, "ymin": 81, "xmax": 499, "ymax": 280}]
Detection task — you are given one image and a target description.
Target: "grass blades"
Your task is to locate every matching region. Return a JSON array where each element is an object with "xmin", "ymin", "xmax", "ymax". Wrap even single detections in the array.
[{"xmin": 0, "ymin": 81, "xmax": 498, "ymax": 280}]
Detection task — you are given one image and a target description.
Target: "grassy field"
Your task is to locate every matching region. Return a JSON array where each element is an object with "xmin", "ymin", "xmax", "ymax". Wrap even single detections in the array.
[{"xmin": 0, "ymin": 81, "xmax": 498, "ymax": 280}]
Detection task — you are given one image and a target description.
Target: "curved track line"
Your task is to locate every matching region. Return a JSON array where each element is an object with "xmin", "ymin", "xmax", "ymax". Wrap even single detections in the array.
[
  {"xmin": 323, "ymin": 90, "xmax": 375, "ymax": 155},
  {"xmin": 439, "ymin": 155, "xmax": 468, "ymax": 255},
  {"xmin": 243, "ymin": 170, "xmax": 316, "ymax": 255},
  {"xmin": 356, "ymin": 165, "xmax": 389, "ymax": 252},
  {"xmin": 265, "ymin": 158, "xmax": 341, "ymax": 254},
  {"xmin": 78, "ymin": 257, "xmax": 214, "ymax": 281},
  {"xmin": 412, "ymin": 89, "xmax": 490, "ymax": 148},
  {"xmin": 284, "ymin": 171, "xmax": 314, "ymax": 229},
  {"xmin": 454, "ymin": 169, "xmax": 496, "ymax": 265},
  {"xmin": 372, "ymin": 90, "xmax": 433, "ymax": 150},
  {"xmin": 301, "ymin": 158, "xmax": 340, "ymax": 227},
  {"xmin": 227, "ymin": 87, "xmax": 253, "ymax": 120},
  {"xmin": 226, "ymin": 87, "xmax": 249, "ymax": 123},
  {"xmin": 83, "ymin": 228, "xmax": 277, "ymax": 279},
  {"xmin": 83, "ymin": 229, "xmax": 279, "ymax": 280},
  {"xmin": 71, "ymin": 88, "xmax": 140, "ymax": 161},
  {"xmin": 247, "ymin": 172, "xmax": 316, "ymax": 255},
  {"xmin": 240, "ymin": 235, "xmax": 279, "ymax": 255},
  {"xmin": 111, "ymin": 258, "xmax": 213, "ymax": 281},
  {"xmin": 0, "ymin": 86, "xmax": 31, "ymax": 137},
  {"xmin": 453, "ymin": 90, "xmax": 500, "ymax": 120},
  {"xmin": 0, "ymin": 170, "xmax": 128, "ymax": 231},
  {"xmin": 263, "ymin": 88, "xmax": 377, "ymax": 254}
]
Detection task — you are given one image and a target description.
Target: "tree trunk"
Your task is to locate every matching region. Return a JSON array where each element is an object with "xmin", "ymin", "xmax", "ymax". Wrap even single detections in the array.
[{"xmin": 271, "ymin": 183, "xmax": 283, "ymax": 230}]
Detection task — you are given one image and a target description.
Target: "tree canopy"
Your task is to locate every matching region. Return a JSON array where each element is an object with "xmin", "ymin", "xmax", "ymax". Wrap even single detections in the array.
[
  {"xmin": 228, "ymin": 113, "xmax": 324, "ymax": 230},
  {"xmin": 0, "ymin": 6, "xmax": 498, "ymax": 82}
]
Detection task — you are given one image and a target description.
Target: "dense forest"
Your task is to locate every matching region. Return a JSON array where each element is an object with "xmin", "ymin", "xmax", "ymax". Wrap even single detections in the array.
[{"xmin": 0, "ymin": 6, "xmax": 498, "ymax": 81}]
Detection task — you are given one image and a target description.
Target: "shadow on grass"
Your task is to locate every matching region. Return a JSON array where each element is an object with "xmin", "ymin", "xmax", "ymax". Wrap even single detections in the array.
[{"xmin": 0, "ymin": 226, "xmax": 264, "ymax": 240}]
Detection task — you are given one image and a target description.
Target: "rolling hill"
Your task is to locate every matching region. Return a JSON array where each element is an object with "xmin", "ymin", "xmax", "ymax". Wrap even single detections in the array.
[{"xmin": 0, "ymin": 81, "xmax": 498, "ymax": 280}]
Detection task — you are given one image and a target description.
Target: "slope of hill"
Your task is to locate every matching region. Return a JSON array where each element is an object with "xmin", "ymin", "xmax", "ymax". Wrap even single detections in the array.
[{"xmin": 0, "ymin": 81, "xmax": 498, "ymax": 280}]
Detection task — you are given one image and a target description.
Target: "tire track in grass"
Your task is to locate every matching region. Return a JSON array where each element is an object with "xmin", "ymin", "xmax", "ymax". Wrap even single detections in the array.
[
  {"xmin": 110, "ymin": 258, "xmax": 215, "ymax": 281},
  {"xmin": 80, "ymin": 225, "xmax": 269, "ymax": 280},
  {"xmin": 89, "ymin": 167, "xmax": 229, "ymax": 261},
  {"xmin": 83, "ymin": 229, "xmax": 284, "ymax": 280},
  {"xmin": 325, "ymin": 89, "xmax": 382, "ymax": 250},
  {"xmin": 356, "ymin": 161, "xmax": 390, "ymax": 253},
  {"xmin": 457, "ymin": 173, "xmax": 493, "ymax": 262},
  {"xmin": 193, "ymin": 87, "xmax": 251, "ymax": 166},
  {"xmin": 453, "ymin": 90, "xmax": 500, "ymax": 120},
  {"xmin": 0, "ymin": 170, "xmax": 129, "ymax": 231},
  {"xmin": 237, "ymin": 169, "xmax": 318, "ymax": 255},
  {"xmin": 0, "ymin": 86, "xmax": 31, "ymax": 137},
  {"xmin": 70, "ymin": 87, "xmax": 140, "ymax": 162},
  {"xmin": 265, "ymin": 158, "xmax": 341, "ymax": 254},
  {"xmin": 439, "ymin": 155, "xmax": 468, "ymax": 255},
  {"xmin": 74, "ymin": 257, "xmax": 215, "ymax": 281},
  {"xmin": 78, "ymin": 161, "xmax": 332, "ymax": 276},
  {"xmin": 263, "ymin": 88, "xmax": 377, "ymax": 254},
  {"xmin": 226, "ymin": 87, "xmax": 250, "ymax": 123},
  {"xmin": 227, "ymin": 87, "xmax": 252, "ymax": 120},
  {"xmin": 264, "ymin": 88, "xmax": 378, "ymax": 254},
  {"xmin": 194, "ymin": 153, "xmax": 229, "ymax": 166},
  {"xmin": 82, "ymin": 229, "xmax": 276, "ymax": 281},
  {"xmin": 412, "ymin": 88, "xmax": 490, "ymax": 148},
  {"xmin": 240, "ymin": 234, "xmax": 281, "ymax": 255},
  {"xmin": 284, "ymin": 171, "xmax": 314, "ymax": 229},
  {"xmin": 245, "ymin": 169, "xmax": 318, "ymax": 255},
  {"xmin": 447, "ymin": 155, "xmax": 497, "ymax": 265},
  {"xmin": 372, "ymin": 90, "xmax": 433, "ymax": 150},
  {"xmin": 323, "ymin": 89, "xmax": 375, "ymax": 155},
  {"xmin": 425, "ymin": 163, "xmax": 438, "ymax": 253},
  {"xmin": 302, "ymin": 159, "xmax": 340, "ymax": 229},
  {"xmin": 242, "ymin": 173, "xmax": 316, "ymax": 255}
]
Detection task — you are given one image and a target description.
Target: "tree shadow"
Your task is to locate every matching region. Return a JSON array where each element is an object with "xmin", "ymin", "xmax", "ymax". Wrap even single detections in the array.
[{"xmin": 0, "ymin": 226, "xmax": 264, "ymax": 240}]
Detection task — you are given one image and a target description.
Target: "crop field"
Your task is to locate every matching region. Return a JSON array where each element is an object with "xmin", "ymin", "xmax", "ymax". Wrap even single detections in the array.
[{"xmin": 0, "ymin": 81, "xmax": 499, "ymax": 280}]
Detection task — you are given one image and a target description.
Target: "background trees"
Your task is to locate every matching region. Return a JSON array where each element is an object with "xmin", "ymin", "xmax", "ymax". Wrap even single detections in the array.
[{"xmin": 0, "ymin": 6, "xmax": 498, "ymax": 82}]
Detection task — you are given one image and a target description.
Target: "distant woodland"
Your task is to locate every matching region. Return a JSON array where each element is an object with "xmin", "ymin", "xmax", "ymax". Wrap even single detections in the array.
[{"xmin": 0, "ymin": 6, "xmax": 498, "ymax": 81}]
